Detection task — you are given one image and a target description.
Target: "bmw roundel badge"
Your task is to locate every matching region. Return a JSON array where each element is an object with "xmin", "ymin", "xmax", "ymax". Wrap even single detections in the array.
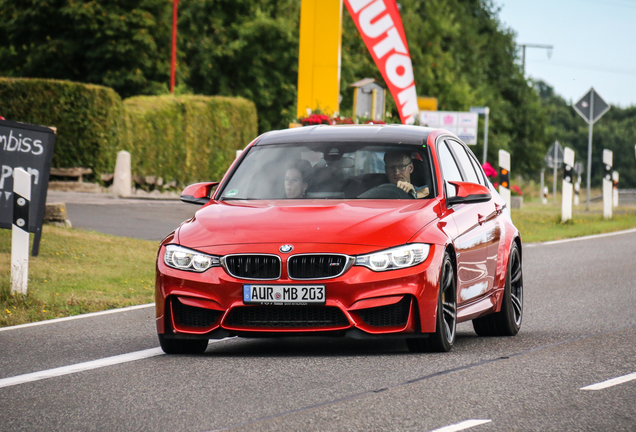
[{"xmin": 279, "ymin": 244, "xmax": 294, "ymax": 253}]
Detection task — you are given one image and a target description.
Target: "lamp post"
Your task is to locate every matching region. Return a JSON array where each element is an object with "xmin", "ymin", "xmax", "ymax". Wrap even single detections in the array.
[{"xmin": 517, "ymin": 43, "xmax": 553, "ymax": 74}]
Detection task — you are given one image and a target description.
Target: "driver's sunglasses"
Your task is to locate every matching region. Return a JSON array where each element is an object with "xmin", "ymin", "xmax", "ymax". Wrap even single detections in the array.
[{"xmin": 385, "ymin": 162, "xmax": 412, "ymax": 173}]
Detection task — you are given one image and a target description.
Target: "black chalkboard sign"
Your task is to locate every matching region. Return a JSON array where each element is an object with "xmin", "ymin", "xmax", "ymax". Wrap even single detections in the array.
[{"xmin": 0, "ymin": 119, "xmax": 56, "ymax": 255}]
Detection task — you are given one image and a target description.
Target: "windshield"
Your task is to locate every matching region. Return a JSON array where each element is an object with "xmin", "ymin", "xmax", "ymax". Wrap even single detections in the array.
[{"xmin": 220, "ymin": 142, "xmax": 434, "ymax": 200}]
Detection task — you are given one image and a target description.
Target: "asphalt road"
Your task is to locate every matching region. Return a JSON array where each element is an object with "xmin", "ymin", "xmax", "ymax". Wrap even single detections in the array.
[
  {"xmin": 1, "ymin": 220, "xmax": 635, "ymax": 430},
  {"xmin": 47, "ymin": 191, "xmax": 198, "ymax": 241}
]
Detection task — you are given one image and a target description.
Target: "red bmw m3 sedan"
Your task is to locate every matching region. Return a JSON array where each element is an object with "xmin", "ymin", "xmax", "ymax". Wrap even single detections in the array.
[{"xmin": 155, "ymin": 125, "xmax": 523, "ymax": 354}]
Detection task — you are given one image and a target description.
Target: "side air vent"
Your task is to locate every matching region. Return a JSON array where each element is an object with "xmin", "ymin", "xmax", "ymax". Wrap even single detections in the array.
[
  {"xmin": 357, "ymin": 296, "xmax": 411, "ymax": 327},
  {"xmin": 172, "ymin": 298, "xmax": 221, "ymax": 328}
]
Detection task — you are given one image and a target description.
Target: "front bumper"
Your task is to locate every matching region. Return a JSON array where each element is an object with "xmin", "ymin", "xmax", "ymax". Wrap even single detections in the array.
[{"xmin": 155, "ymin": 244, "xmax": 444, "ymax": 338}]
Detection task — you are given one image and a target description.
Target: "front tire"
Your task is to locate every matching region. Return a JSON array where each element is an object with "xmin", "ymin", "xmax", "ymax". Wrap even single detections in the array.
[
  {"xmin": 158, "ymin": 334, "xmax": 209, "ymax": 354},
  {"xmin": 472, "ymin": 242, "xmax": 523, "ymax": 336},
  {"xmin": 407, "ymin": 252, "xmax": 456, "ymax": 353}
]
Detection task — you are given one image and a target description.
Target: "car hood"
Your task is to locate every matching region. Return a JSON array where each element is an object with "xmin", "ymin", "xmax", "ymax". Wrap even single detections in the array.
[{"xmin": 176, "ymin": 200, "xmax": 440, "ymax": 248}]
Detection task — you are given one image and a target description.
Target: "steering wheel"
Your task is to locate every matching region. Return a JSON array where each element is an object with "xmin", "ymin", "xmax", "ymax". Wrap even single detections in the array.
[{"xmin": 357, "ymin": 183, "xmax": 415, "ymax": 199}]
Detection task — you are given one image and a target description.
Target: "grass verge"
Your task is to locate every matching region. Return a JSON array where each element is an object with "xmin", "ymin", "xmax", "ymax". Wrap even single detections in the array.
[
  {"xmin": 512, "ymin": 199, "xmax": 636, "ymax": 243},
  {"xmin": 1, "ymin": 226, "xmax": 156, "ymax": 327}
]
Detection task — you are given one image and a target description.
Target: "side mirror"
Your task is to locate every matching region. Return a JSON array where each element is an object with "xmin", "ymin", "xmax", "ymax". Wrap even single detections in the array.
[
  {"xmin": 180, "ymin": 182, "xmax": 219, "ymax": 205},
  {"xmin": 446, "ymin": 181, "xmax": 491, "ymax": 205}
]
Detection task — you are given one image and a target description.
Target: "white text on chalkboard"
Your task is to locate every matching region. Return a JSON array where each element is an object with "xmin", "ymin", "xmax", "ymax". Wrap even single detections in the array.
[
  {"xmin": 1, "ymin": 130, "xmax": 44, "ymax": 155},
  {"xmin": 1, "ymin": 165, "xmax": 40, "ymax": 190}
]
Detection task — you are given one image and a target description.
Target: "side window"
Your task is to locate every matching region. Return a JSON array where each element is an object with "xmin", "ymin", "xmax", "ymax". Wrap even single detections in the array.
[
  {"xmin": 437, "ymin": 141, "xmax": 463, "ymax": 197},
  {"xmin": 468, "ymin": 152, "xmax": 487, "ymax": 185},
  {"xmin": 447, "ymin": 140, "xmax": 480, "ymax": 184}
]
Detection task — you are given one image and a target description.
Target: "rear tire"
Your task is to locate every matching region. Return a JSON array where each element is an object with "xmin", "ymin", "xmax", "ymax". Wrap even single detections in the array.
[
  {"xmin": 472, "ymin": 242, "xmax": 523, "ymax": 336},
  {"xmin": 158, "ymin": 334, "xmax": 209, "ymax": 354},
  {"xmin": 407, "ymin": 252, "xmax": 456, "ymax": 353}
]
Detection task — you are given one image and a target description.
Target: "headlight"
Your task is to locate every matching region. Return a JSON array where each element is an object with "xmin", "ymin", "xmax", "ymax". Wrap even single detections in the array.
[
  {"xmin": 355, "ymin": 244, "xmax": 430, "ymax": 271},
  {"xmin": 164, "ymin": 245, "xmax": 220, "ymax": 272}
]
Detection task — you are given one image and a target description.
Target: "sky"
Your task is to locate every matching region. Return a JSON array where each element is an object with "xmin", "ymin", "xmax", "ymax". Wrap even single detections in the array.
[{"xmin": 495, "ymin": 0, "xmax": 636, "ymax": 108}]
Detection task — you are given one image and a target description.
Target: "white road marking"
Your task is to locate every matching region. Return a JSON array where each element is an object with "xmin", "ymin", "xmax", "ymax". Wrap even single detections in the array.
[
  {"xmin": 0, "ymin": 303, "xmax": 155, "ymax": 332},
  {"xmin": 525, "ymin": 227, "xmax": 636, "ymax": 247},
  {"xmin": 0, "ymin": 347, "xmax": 164, "ymax": 389},
  {"xmin": 581, "ymin": 372, "xmax": 636, "ymax": 391},
  {"xmin": 0, "ymin": 338, "xmax": 230, "ymax": 389},
  {"xmin": 429, "ymin": 419, "xmax": 492, "ymax": 432}
]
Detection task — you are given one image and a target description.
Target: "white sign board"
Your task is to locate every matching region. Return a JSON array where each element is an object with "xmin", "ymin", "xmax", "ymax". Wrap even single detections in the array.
[
  {"xmin": 564, "ymin": 147, "xmax": 575, "ymax": 168},
  {"xmin": 603, "ymin": 149, "xmax": 613, "ymax": 167},
  {"xmin": 419, "ymin": 111, "xmax": 479, "ymax": 145},
  {"xmin": 499, "ymin": 149, "xmax": 511, "ymax": 171}
]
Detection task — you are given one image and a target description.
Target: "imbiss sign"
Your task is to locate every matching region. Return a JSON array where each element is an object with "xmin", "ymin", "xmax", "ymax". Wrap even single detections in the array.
[{"xmin": 0, "ymin": 119, "xmax": 56, "ymax": 235}]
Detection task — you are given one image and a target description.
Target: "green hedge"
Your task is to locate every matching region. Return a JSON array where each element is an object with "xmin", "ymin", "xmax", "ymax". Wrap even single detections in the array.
[
  {"xmin": 0, "ymin": 78, "xmax": 259, "ymax": 185},
  {"xmin": 0, "ymin": 78, "xmax": 122, "ymax": 177},
  {"xmin": 121, "ymin": 95, "xmax": 257, "ymax": 184}
]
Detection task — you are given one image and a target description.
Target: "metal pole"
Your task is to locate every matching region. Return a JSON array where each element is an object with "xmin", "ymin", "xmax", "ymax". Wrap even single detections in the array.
[
  {"xmin": 553, "ymin": 142, "xmax": 557, "ymax": 204},
  {"xmin": 540, "ymin": 169, "xmax": 544, "ymax": 203},
  {"xmin": 518, "ymin": 44, "xmax": 552, "ymax": 74},
  {"xmin": 586, "ymin": 92, "xmax": 595, "ymax": 211},
  {"xmin": 482, "ymin": 108, "xmax": 489, "ymax": 164},
  {"xmin": 522, "ymin": 45, "xmax": 526, "ymax": 73},
  {"xmin": 170, "ymin": 0, "xmax": 179, "ymax": 94}
]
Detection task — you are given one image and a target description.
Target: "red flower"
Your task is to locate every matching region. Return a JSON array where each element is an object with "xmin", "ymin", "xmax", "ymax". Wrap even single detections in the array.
[
  {"xmin": 299, "ymin": 114, "xmax": 332, "ymax": 126},
  {"xmin": 333, "ymin": 117, "xmax": 355, "ymax": 125},
  {"xmin": 511, "ymin": 185, "xmax": 523, "ymax": 196},
  {"xmin": 482, "ymin": 162, "xmax": 497, "ymax": 178}
]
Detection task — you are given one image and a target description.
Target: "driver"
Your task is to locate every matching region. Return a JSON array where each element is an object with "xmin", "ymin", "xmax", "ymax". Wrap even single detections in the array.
[{"xmin": 384, "ymin": 150, "xmax": 429, "ymax": 198}]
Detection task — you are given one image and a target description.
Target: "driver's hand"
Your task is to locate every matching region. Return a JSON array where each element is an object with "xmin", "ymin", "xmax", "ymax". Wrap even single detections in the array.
[
  {"xmin": 416, "ymin": 187, "xmax": 430, "ymax": 199},
  {"xmin": 396, "ymin": 181, "xmax": 415, "ymax": 194}
]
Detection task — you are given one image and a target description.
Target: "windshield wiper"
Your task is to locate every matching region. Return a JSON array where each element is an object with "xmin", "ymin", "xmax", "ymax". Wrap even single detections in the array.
[{"xmin": 220, "ymin": 197, "xmax": 255, "ymax": 201}]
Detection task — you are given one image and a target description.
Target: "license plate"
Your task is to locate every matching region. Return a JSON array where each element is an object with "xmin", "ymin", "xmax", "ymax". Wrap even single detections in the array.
[{"xmin": 243, "ymin": 284, "xmax": 326, "ymax": 305}]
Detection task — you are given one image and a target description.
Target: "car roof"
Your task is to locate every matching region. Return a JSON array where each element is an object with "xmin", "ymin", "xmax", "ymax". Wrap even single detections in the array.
[{"xmin": 255, "ymin": 124, "xmax": 436, "ymax": 146}]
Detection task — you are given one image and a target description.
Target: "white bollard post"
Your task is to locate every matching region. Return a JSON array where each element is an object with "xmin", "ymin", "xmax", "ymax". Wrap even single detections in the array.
[
  {"xmin": 540, "ymin": 169, "xmax": 545, "ymax": 204},
  {"xmin": 112, "ymin": 150, "xmax": 132, "ymax": 198},
  {"xmin": 612, "ymin": 171, "xmax": 619, "ymax": 207},
  {"xmin": 542, "ymin": 187, "xmax": 548, "ymax": 205},
  {"xmin": 602, "ymin": 150, "xmax": 613, "ymax": 219},
  {"xmin": 562, "ymin": 148, "xmax": 575, "ymax": 222},
  {"xmin": 574, "ymin": 181, "xmax": 580, "ymax": 206},
  {"xmin": 11, "ymin": 168, "xmax": 31, "ymax": 295},
  {"xmin": 498, "ymin": 150, "xmax": 511, "ymax": 211}
]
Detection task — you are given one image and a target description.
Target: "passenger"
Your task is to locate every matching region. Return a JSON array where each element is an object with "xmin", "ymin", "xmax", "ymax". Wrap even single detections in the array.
[
  {"xmin": 284, "ymin": 159, "xmax": 312, "ymax": 198},
  {"xmin": 384, "ymin": 150, "xmax": 429, "ymax": 198}
]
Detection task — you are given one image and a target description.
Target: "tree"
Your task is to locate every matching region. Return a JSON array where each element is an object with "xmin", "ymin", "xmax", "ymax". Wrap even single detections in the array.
[
  {"xmin": 594, "ymin": 107, "xmax": 636, "ymax": 188},
  {"xmin": 536, "ymin": 80, "xmax": 636, "ymax": 188},
  {"xmin": 178, "ymin": 0, "xmax": 300, "ymax": 132},
  {"xmin": 341, "ymin": 0, "xmax": 548, "ymax": 177},
  {"xmin": 1, "ymin": 0, "xmax": 589, "ymax": 181},
  {"xmin": 0, "ymin": 0, "xmax": 173, "ymax": 98}
]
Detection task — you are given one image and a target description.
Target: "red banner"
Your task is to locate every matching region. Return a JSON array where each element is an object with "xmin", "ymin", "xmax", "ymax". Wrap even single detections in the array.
[{"xmin": 344, "ymin": 0, "xmax": 418, "ymax": 124}]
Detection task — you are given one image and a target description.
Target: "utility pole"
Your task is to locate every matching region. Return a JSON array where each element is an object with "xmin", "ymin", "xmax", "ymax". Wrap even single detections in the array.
[
  {"xmin": 170, "ymin": 0, "xmax": 179, "ymax": 94},
  {"xmin": 518, "ymin": 44, "xmax": 553, "ymax": 73}
]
